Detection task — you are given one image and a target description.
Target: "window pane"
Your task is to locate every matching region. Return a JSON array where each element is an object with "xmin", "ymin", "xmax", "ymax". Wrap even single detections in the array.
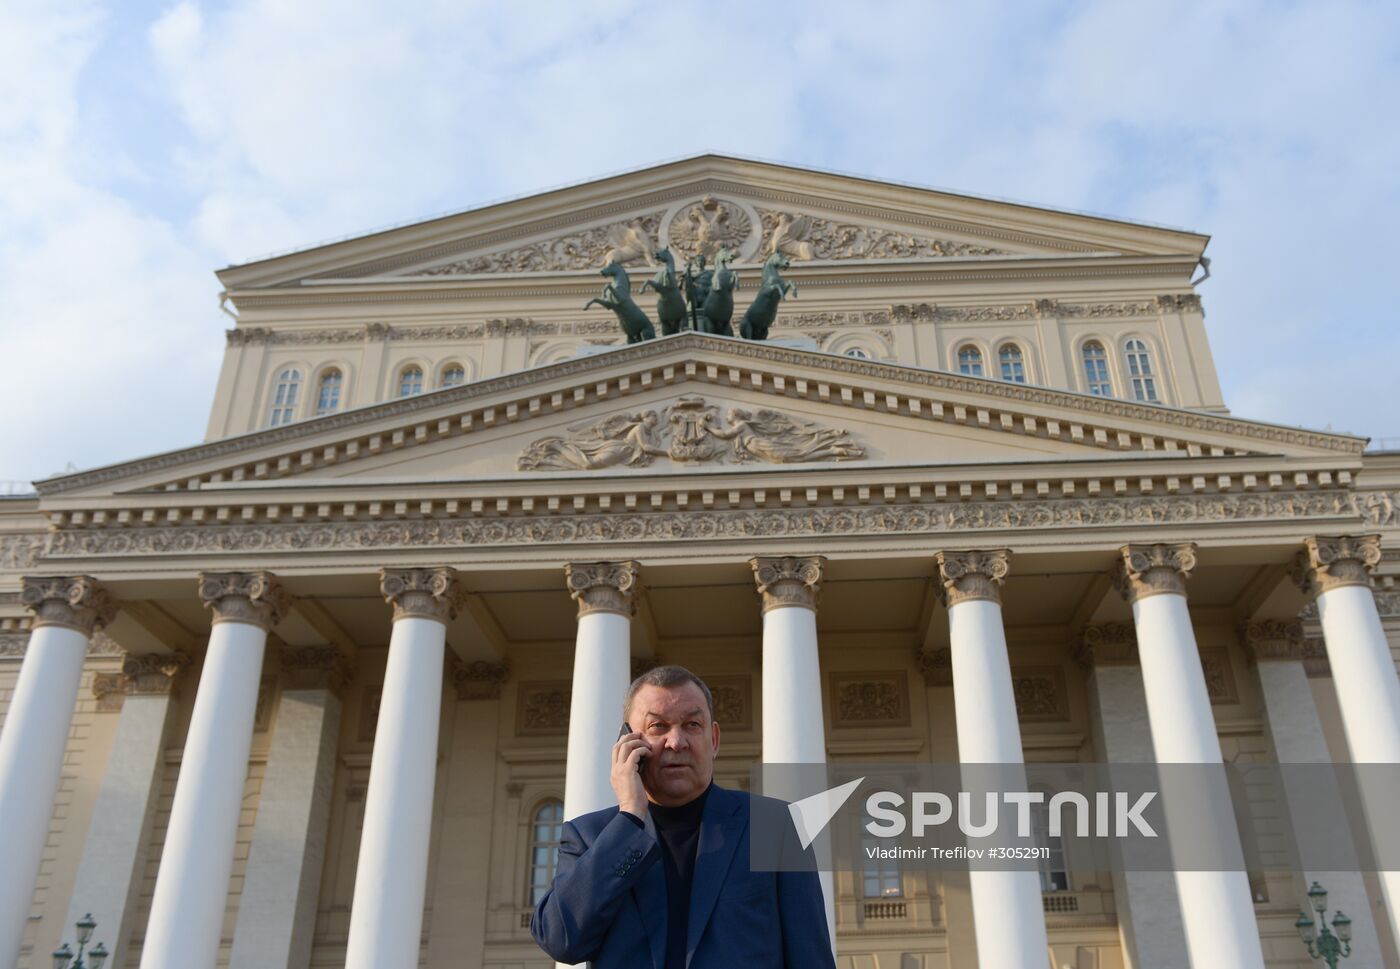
[
  {"xmin": 399, "ymin": 366, "xmax": 424, "ymax": 397},
  {"xmin": 441, "ymin": 365, "xmax": 466, "ymax": 387},
  {"xmin": 844, "ymin": 347, "xmax": 870, "ymax": 359},
  {"xmin": 1124, "ymin": 341, "xmax": 1158, "ymax": 401},
  {"xmin": 315, "ymin": 370, "xmax": 342, "ymax": 415},
  {"xmin": 268, "ymin": 369, "xmax": 301, "ymax": 427},
  {"xmin": 999, "ymin": 345, "xmax": 1026, "ymax": 383},
  {"xmin": 957, "ymin": 347, "xmax": 983, "ymax": 377},
  {"xmin": 1081, "ymin": 342, "xmax": 1111, "ymax": 396},
  {"xmin": 527, "ymin": 799, "xmax": 565, "ymax": 906}
]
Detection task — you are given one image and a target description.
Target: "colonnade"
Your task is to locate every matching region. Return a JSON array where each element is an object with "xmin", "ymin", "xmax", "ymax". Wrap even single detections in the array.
[{"xmin": 0, "ymin": 534, "xmax": 1394, "ymax": 969}]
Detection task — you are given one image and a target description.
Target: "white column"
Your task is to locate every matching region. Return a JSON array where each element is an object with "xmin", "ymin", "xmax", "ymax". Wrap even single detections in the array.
[
  {"xmin": 1079, "ymin": 624, "xmax": 1189, "ymax": 969},
  {"xmin": 65, "ymin": 653, "xmax": 187, "ymax": 969},
  {"xmin": 140, "ymin": 572, "xmax": 287, "ymax": 969},
  {"xmin": 935, "ymin": 549, "xmax": 1050, "ymax": 969},
  {"xmin": 751, "ymin": 555, "xmax": 836, "ymax": 954},
  {"xmin": 0, "ymin": 576, "xmax": 116, "ymax": 969},
  {"xmin": 1295, "ymin": 534, "xmax": 1400, "ymax": 952},
  {"xmin": 229, "ymin": 647, "xmax": 348, "ymax": 969},
  {"xmin": 1243, "ymin": 618, "xmax": 1388, "ymax": 966},
  {"xmin": 561, "ymin": 562, "xmax": 638, "ymax": 822},
  {"xmin": 1116, "ymin": 544, "xmax": 1266, "ymax": 969},
  {"xmin": 344, "ymin": 568, "xmax": 463, "ymax": 969}
]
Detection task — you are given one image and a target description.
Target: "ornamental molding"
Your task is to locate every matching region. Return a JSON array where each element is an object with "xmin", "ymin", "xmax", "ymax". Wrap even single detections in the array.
[
  {"xmin": 935, "ymin": 549, "xmax": 1010, "ymax": 606},
  {"xmin": 756, "ymin": 208, "xmax": 1006, "ymax": 262},
  {"xmin": 517, "ymin": 396, "xmax": 864, "ymax": 470},
  {"xmin": 198, "ymin": 571, "xmax": 289, "ymax": 630},
  {"xmin": 916, "ymin": 647, "xmax": 953, "ymax": 687},
  {"xmin": 666, "ymin": 196, "xmax": 756, "ymax": 260},
  {"xmin": 1291, "ymin": 534, "xmax": 1382, "ymax": 597},
  {"xmin": 1, "ymin": 533, "xmax": 45, "ymax": 570},
  {"xmin": 35, "ymin": 334, "xmax": 1364, "ymax": 495},
  {"xmin": 37, "ymin": 489, "xmax": 1376, "ymax": 560},
  {"xmin": 380, "ymin": 566, "xmax": 464, "ymax": 623},
  {"xmin": 450, "ymin": 658, "xmax": 510, "ymax": 701},
  {"xmin": 413, "ymin": 212, "xmax": 666, "ymax": 275},
  {"xmin": 564, "ymin": 560, "xmax": 640, "ymax": 618},
  {"xmin": 1074, "ymin": 622, "xmax": 1140, "ymax": 668},
  {"xmin": 887, "ymin": 295, "xmax": 1200, "ymax": 322},
  {"xmin": 1114, "ymin": 543, "xmax": 1197, "ymax": 602},
  {"xmin": 1240, "ymin": 619, "xmax": 1305, "ymax": 663},
  {"xmin": 92, "ymin": 651, "xmax": 191, "ymax": 708},
  {"xmin": 750, "ymin": 555, "xmax": 825, "ymax": 613},
  {"xmin": 20, "ymin": 575, "xmax": 118, "ymax": 635},
  {"xmin": 280, "ymin": 645, "xmax": 353, "ymax": 695},
  {"xmin": 829, "ymin": 670, "xmax": 911, "ymax": 727}
]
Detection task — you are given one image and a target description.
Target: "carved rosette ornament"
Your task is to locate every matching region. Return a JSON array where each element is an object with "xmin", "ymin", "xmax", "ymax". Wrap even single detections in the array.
[
  {"xmin": 21, "ymin": 575, "xmax": 118, "ymax": 635},
  {"xmin": 379, "ymin": 567, "xmax": 465, "ymax": 624},
  {"xmin": 565, "ymin": 561, "xmax": 641, "ymax": 618},
  {"xmin": 198, "ymin": 571, "xmax": 289, "ymax": 630},
  {"xmin": 281, "ymin": 646, "xmax": 353, "ymax": 695},
  {"xmin": 749, "ymin": 556, "xmax": 825, "ymax": 614},
  {"xmin": 934, "ymin": 549, "xmax": 1011, "ymax": 607},
  {"xmin": 1113, "ymin": 543, "xmax": 1197, "ymax": 603},
  {"xmin": 450, "ymin": 658, "xmax": 510, "ymax": 701},
  {"xmin": 1074, "ymin": 623, "xmax": 1140, "ymax": 668},
  {"xmin": 1240, "ymin": 619, "xmax": 1305, "ymax": 664},
  {"xmin": 1291, "ymin": 535, "xmax": 1382, "ymax": 597}
]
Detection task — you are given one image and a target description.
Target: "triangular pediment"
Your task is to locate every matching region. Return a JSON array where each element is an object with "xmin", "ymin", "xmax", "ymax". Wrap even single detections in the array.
[
  {"xmin": 38, "ymin": 335, "xmax": 1361, "ymax": 504},
  {"xmin": 216, "ymin": 155, "xmax": 1209, "ymax": 290}
]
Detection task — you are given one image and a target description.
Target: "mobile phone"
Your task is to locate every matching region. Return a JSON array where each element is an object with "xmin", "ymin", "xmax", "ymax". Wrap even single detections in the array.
[{"xmin": 619, "ymin": 721, "xmax": 647, "ymax": 769}]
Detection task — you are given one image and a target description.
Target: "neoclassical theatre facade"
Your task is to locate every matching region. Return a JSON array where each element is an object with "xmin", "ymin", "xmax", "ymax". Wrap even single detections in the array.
[{"xmin": 2, "ymin": 156, "xmax": 1398, "ymax": 969}]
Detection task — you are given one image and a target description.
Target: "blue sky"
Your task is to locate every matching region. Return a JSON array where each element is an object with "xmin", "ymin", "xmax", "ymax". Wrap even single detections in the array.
[{"xmin": 2, "ymin": 0, "xmax": 1398, "ymax": 485}]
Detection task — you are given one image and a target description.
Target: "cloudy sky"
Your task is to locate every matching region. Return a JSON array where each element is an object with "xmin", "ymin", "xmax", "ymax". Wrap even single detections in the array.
[{"xmin": 2, "ymin": 0, "xmax": 1397, "ymax": 486}]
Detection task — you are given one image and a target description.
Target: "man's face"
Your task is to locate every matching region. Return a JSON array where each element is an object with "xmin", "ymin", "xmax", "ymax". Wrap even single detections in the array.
[{"xmin": 627, "ymin": 682, "xmax": 720, "ymax": 807}]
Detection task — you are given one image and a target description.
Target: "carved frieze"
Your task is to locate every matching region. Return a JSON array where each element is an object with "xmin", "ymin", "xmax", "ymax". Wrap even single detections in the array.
[
  {"xmin": 750, "ymin": 555, "xmax": 825, "ymax": 613},
  {"xmin": 757, "ymin": 208, "xmax": 1006, "ymax": 261},
  {"xmin": 916, "ymin": 647, "xmax": 953, "ymax": 687},
  {"xmin": 517, "ymin": 396, "xmax": 865, "ymax": 470},
  {"xmin": 935, "ymin": 549, "xmax": 1011, "ymax": 607},
  {"xmin": 414, "ymin": 213, "xmax": 664, "ymax": 274},
  {"xmin": 450, "ymin": 658, "xmax": 510, "ymax": 701},
  {"xmin": 1074, "ymin": 623, "xmax": 1139, "ymax": 668},
  {"xmin": 565, "ymin": 561, "xmax": 640, "ymax": 618},
  {"xmin": 1114, "ymin": 543, "xmax": 1197, "ymax": 603},
  {"xmin": 198, "ymin": 570, "xmax": 289, "ymax": 630},
  {"xmin": 0, "ymin": 533, "xmax": 45, "ymax": 570},
  {"xmin": 1012, "ymin": 666, "xmax": 1069, "ymax": 721},
  {"xmin": 704, "ymin": 674, "xmax": 753, "ymax": 731},
  {"xmin": 21, "ymin": 575, "xmax": 118, "ymax": 635},
  {"xmin": 1200, "ymin": 647, "xmax": 1239, "ymax": 705},
  {"xmin": 1291, "ymin": 534, "xmax": 1382, "ymax": 597},
  {"xmin": 517, "ymin": 681, "xmax": 571, "ymax": 735},
  {"xmin": 667, "ymin": 196, "xmax": 753, "ymax": 259},
  {"xmin": 379, "ymin": 566, "xmax": 464, "ymax": 623},
  {"xmin": 1240, "ymin": 619, "xmax": 1305, "ymax": 663},
  {"xmin": 830, "ymin": 671, "xmax": 910, "ymax": 727}
]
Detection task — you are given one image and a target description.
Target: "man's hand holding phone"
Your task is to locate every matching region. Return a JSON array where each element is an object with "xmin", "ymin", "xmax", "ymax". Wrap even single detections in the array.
[{"xmin": 611, "ymin": 722, "xmax": 649, "ymax": 818}]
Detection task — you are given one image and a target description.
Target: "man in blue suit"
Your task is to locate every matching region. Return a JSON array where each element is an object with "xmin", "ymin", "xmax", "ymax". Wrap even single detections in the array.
[{"xmin": 531, "ymin": 664, "xmax": 836, "ymax": 968}]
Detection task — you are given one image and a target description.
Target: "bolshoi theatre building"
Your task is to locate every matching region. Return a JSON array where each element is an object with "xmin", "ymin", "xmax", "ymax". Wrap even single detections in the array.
[{"xmin": 1, "ymin": 155, "xmax": 1398, "ymax": 969}]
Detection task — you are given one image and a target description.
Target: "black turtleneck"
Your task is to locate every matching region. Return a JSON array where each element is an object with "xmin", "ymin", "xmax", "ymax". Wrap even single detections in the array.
[{"xmin": 628, "ymin": 782, "xmax": 712, "ymax": 969}]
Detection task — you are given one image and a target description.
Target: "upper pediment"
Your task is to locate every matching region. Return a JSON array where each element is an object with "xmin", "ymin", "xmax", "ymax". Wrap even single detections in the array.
[
  {"xmin": 38, "ymin": 334, "xmax": 1361, "ymax": 505},
  {"xmin": 216, "ymin": 155, "xmax": 1210, "ymax": 290}
]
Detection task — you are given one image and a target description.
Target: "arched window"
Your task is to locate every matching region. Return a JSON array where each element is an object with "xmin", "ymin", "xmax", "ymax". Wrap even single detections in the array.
[
  {"xmin": 267, "ymin": 368, "xmax": 302, "ymax": 427},
  {"xmin": 440, "ymin": 363, "xmax": 466, "ymax": 388},
  {"xmin": 1032, "ymin": 798, "xmax": 1069, "ymax": 892},
  {"xmin": 844, "ymin": 347, "xmax": 871, "ymax": 359},
  {"xmin": 315, "ymin": 368, "xmax": 343, "ymax": 415},
  {"xmin": 957, "ymin": 345, "xmax": 984, "ymax": 377},
  {"xmin": 1081, "ymin": 341, "xmax": 1112, "ymax": 396},
  {"xmin": 998, "ymin": 344, "xmax": 1027, "ymax": 383},
  {"xmin": 398, "ymin": 365, "xmax": 424, "ymax": 398},
  {"xmin": 527, "ymin": 799, "xmax": 565, "ymax": 906},
  {"xmin": 1123, "ymin": 339, "xmax": 1159, "ymax": 402},
  {"xmin": 861, "ymin": 835, "xmax": 902, "ymax": 898}
]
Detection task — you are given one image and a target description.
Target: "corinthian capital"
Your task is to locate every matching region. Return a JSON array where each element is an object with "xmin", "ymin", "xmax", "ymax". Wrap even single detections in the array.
[
  {"xmin": 1240, "ymin": 619, "xmax": 1305, "ymax": 663},
  {"xmin": 1292, "ymin": 535, "xmax": 1381, "ymax": 597},
  {"xmin": 1114, "ymin": 543, "xmax": 1197, "ymax": 603},
  {"xmin": 935, "ymin": 549, "xmax": 1010, "ymax": 607},
  {"xmin": 379, "ymin": 567, "xmax": 465, "ymax": 623},
  {"xmin": 280, "ymin": 646, "xmax": 353, "ymax": 695},
  {"xmin": 198, "ymin": 571, "xmax": 289, "ymax": 631},
  {"xmin": 1074, "ymin": 622, "xmax": 1140, "ymax": 668},
  {"xmin": 749, "ymin": 556, "xmax": 825, "ymax": 613},
  {"xmin": 565, "ymin": 561, "xmax": 641, "ymax": 618},
  {"xmin": 21, "ymin": 575, "xmax": 118, "ymax": 635}
]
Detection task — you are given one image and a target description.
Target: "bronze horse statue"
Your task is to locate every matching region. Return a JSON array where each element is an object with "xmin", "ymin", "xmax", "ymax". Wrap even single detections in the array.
[
  {"xmin": 740, "ymin": 251, "xmax": 796, "ymax": 341},
  {"xmin": 701, "ymin": 247, "xmax": 738, "ymax": 336},
  {"xmin": 584, "ymin": 261, "xmax": 656, "ymax": 343},
  {"xmin": 682, "ymin": 254, "xmax": 711, "ymax": 332},
  {"xmin": 641, "ymin": 247, "xmax": 687, "ymax": 336}
]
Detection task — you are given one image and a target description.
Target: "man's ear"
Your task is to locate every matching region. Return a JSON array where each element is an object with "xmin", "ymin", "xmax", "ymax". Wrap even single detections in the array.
[{"xmin": 711, "ymin": 720, "xmax": 721, "ymax": 754}]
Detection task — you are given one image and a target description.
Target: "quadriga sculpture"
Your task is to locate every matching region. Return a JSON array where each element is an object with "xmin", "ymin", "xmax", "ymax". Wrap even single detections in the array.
[
  {"xmin": 700, "ymin": 247, "xmax": 738, "ymax": 336},
  {"xmin": 584, "ymin": 261, "xmax": 656, "ymax": 343},
  {"xmin": 739, "ymin": 251, "xmax": 796, "ymax": 341},
  {"xmin": 641, "ymin": 247, "xmax": 687, "ymax": 336}
]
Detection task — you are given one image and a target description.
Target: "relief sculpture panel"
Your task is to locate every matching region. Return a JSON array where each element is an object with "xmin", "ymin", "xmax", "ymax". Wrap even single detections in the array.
[
  {"xmin": 757, "ymin": 208, "xmax": 1009, "ymax": 261},
  {"xmin": 414, "ymin": 213, "xmax": 664, "ymax": 275}
]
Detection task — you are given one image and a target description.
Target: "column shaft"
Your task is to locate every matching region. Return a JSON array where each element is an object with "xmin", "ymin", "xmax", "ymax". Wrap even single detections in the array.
[
  {"xmin": 562, "ymin": 611, "xmax": 631, "ymax": 820},
  {"xmin": 344, "ymin": 618, "xmax": 445, "ymax": 969},
  {"xmin": 139, "ymin": 620, "xmax": 267, "ymax": 969}
]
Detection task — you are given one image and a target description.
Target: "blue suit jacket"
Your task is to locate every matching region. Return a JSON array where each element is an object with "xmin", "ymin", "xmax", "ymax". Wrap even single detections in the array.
[{"xmin": 531, "ymin": 784, "xmax": 835, "ymax": 968}]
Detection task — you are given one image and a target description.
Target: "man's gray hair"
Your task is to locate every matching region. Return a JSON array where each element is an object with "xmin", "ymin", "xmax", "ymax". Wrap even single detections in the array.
[{"xmin": 623, "ymin": 665, "xmax": 715, "ymax": 723}]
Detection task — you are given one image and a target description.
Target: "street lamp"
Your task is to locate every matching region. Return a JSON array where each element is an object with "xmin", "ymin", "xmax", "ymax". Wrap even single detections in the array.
[
  {"xmin": 52, "ymin": 913, "xmax": 108, "ymax": 969},
  {"xmin": 1295, "ymin": 881, "xmax": 1353, "ymax": 968}
]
